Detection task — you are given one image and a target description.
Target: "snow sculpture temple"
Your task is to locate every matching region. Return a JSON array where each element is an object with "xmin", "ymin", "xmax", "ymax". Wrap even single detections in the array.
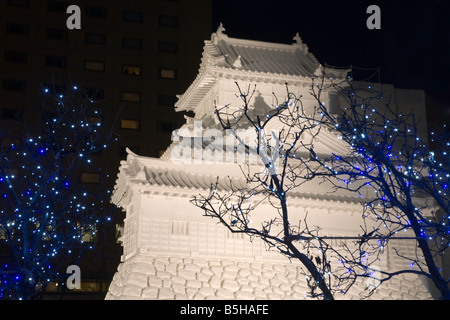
[{"xmin": 106, "ymin": 25, "xmax": 435, "ymax": 300}]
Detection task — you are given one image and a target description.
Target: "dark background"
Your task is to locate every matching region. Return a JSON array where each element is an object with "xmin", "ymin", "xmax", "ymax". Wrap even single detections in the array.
[{"xmin": 212, "ymin": 0, "xmax": 450, "ymax": 125}]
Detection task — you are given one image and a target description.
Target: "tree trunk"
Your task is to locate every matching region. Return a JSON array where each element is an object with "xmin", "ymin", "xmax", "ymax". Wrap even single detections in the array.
[
  {"xmin": 408, "ymin": 207, "xmax": 450, "ymax": 299},
  {"xmin": 286, "ymin": 241, "xmax": 334, "ymax": 300}
]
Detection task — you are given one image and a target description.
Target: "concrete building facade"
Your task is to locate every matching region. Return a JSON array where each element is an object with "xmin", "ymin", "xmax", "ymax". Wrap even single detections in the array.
[{"xmin": 0, "ymin": 0, "xmax": 212, "ymax": 297}]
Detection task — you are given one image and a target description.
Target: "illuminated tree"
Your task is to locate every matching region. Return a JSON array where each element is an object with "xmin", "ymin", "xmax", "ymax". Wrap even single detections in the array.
[
  {"xmin": 308, "ymin": 75, "xmax": 450, "ymax": 299},
  {"xmin": 192, "ymin": 75, "xmax": 450, "ymax": 300},
  {"xmin": 0, "ymin": 84, "xmax": 118, "ymax": 299}
]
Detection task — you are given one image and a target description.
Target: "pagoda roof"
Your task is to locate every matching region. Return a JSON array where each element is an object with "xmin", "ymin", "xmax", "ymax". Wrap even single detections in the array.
[
  {"xmin": 111, "ymin": 148, "xmax": 368, "ymax": 210},
  {"xmin": 210, "ymin": 24, "xmax": 321, "ymax": 77},
  {"xmin": 175, "ymin": 24, "xmax": 349, "ymax": 113}
]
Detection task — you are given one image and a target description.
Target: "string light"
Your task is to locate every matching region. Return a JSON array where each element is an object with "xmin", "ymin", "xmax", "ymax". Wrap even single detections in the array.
[{"xmin": 0, "ymin": 84, "xmax": 116, "ymax": 299}]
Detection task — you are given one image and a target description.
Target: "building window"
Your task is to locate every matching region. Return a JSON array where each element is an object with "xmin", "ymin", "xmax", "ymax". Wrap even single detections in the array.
[
  {"xmin": 45, "ymin": 55, "xmax": 67, "ymax": 68},
  {"xmin": 328, "ymin": 92, "xmax": 340, "ymax": 114},
  {"xmin": 88, "ymin": 115, "xmax": 103, "ymax": 127},
  {"xmin": 121, "ymin": 91, "xmax": 141, "ymax": 103},
  {"xmin": 3, "ymin": 79, "xmax": 26, "ymax": 92},
  {"xmin": 157, "ymin": 94, "xmax": 177, "ymax": 106},
  {"xmin": 170, "ymin": 221, "xmax": 189, "ymax": 236},
  {"xmin": 1, "ymin": 108, "xmax": 24, "ymax": 121},
  {"xmin": 78, "ymin": 223, "xmax": 96, "ymax": 243},
  {"xmin": 158, "ymin": 41, "xmax": 178, "ymax": 53},
  {"xmin": 157, "ymin": 121, "xmax": 176, "ymax": 133},
  {"xmin": 85, "ymin": 33, "xmax": 106, "ymax": 45},
  {"xmin": 80, "ymin": 172, "xmax": 100, "ymax": 184},
  {"xmin": 5, "ymin": 51, "xmax": 27, "ymax": 63},
  {"xmin": 48, "ymin": 1, "xmax": 69, "ymax": 13},
  {"xmin": 86, "ymin": 6, "xmax": 107, "ymax": 18},
  {"xmin": 122, "ymin": 65, "xmax": 141, "ymax": 76},
  {"xmin": 84, "ymin": 60, "xmax": 105, "ymax": 72},
  {"xmin": 8, "ymin": 0, "xmax": 30, "ymax": 7},
  {"xmin": 43, "ymin": 83, "xmax": 65, "ymax": 95},
  {"xmin": 4, "ymin": 168, "xmax": 19, "ymax": 179},
  {"xmin": 123, "ymin": 10, "xmax": 143, "ymax": 23},
  {"xmin": 120, "ymin": 119, "xmax": 140, "ymax": 130},
  {"xmin": 85, "ymin": 87, "xmax": 104, "ymax": 100},
  {"xmin": 1, "ymin": 137, "xmax": 21, "ymax": 148},
  {"xmin": 46, "ymin": 27, "xmax": 68, "ymax": 40},
  {"xmin": 6, "ymin": 22, "xmax": 29, "ymax": 35},
  {"xmin": 159, "ymin": 15, "xmax": 178, "ymax": 27},
  {"xmin": 122, "ymin": 37, "xmax": 142, "ymax": 49},
  {"xmin": 159, "ymin": 68, "xmax": 177, "ymax": 79}
]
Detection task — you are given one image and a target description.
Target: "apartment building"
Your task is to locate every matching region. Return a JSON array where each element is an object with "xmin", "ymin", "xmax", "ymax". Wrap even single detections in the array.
[{"xmin": 0, "ymin": 0, "xmax": 212, "ymax": 298}]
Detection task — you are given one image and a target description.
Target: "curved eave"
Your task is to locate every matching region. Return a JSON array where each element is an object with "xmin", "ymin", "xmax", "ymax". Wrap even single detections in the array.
[
  {"xmin": 119, "ymin": 173, "xmax": 367, "ymax": 211},
  {"xmin": 111, "ymin": 150, "xmax": 368, "ymax": 210},
  {"xmin": 175, "ymin": 70, "xmax": 216, "ymax": 113},
  {"xmin": 174, "ymin": 65, "xmax": 338, "ymax": 114}
]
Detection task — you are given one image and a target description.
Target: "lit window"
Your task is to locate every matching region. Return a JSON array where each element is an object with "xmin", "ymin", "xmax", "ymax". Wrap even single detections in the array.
[
  {"xmin": 159, "ymin": 68, "xmax": 177, "ymax": 79},
  {"xmin": 80, "ymin": 172, "xmax": 100, "ymax": 184},
  {"xmin": 115, "ymin": 224, "xmax": 123, "ymax": 243},
  {"xmin": 78, "ymin": 223, "xmax": 96, "ymax": 242},
  {"xmin": 121, "ymin": 91, "xmax": 141, "ymax": 103},
  {"xmin": 122, "ymin": 65, "xmax": 141, "ymax": 76},
  {"xmin": 121, "ymin": 119, "xmax": 140, "ymax": 130},
  {"xmin": 85, "ymin": 60, "xmax": 105, "ymax": 72}
]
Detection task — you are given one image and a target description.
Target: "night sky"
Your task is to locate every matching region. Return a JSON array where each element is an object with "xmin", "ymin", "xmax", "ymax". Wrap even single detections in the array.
[{"xmin": 212, "ymin": 0, "xmax": 450, "ymax": 124}]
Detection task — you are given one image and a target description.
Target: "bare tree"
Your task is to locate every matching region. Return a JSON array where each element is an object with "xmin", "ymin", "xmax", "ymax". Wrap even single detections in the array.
[
  {"xmin": 192, "ymin": 82, "xmax": 349, "ymax": 300},
  {"xmin": 307, "ymin": 74, "xmax": 450, "ymax": 299},
  {"xmin": 192, "ymin": 74, "xmax": 450, "ymax": 299},
  {"xmin": 0, "ymin": 84, "xmax": 118, "ymax": 299}
]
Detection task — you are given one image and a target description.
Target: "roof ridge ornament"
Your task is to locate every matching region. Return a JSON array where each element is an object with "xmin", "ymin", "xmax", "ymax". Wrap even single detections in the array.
[
  {"xmin": 212, "ymin": 22, "xmax": 228, "ymax": 44},
  {"xmin": 217, "ymin": 22, "xmax": 226, "ymax": 35},
  {"xmin": 293, "ymin": 32, "xmax": 309, "ymax": 53},
  {"xmin": 232, "ymin": 54, "xmax": 243, "ymax": 68}
]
